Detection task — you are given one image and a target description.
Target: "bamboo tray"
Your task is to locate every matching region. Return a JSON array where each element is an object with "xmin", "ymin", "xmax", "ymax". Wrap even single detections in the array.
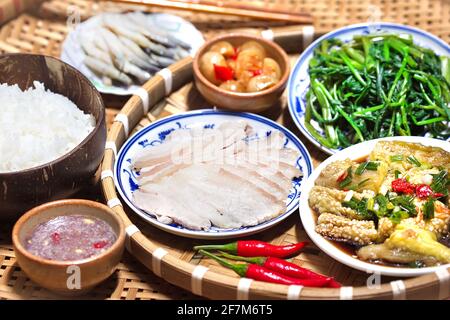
[
  {"xmin": 0, "ymin": 0, "xmax": 449, "ymax": 300},
  {"xmin": 100, "ymin": 55, "xmax": 450, "ymax": 300}
]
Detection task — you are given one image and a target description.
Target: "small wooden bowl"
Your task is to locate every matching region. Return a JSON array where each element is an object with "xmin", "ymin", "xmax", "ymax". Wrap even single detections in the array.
[
  {"xmin": 193, "ymin": 34, "xmax": 290, "ymax": 112},
  {"xmin": 0, "ymin": 53, "xmax": 106, "ymax": 221},
  {"xmin": 12, "ymin": 199, "xmax": 125, "ymax": 296}
]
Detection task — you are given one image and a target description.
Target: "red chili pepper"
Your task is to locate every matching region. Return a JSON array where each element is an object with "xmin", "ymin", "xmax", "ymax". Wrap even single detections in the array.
[
  {"xmin": 336, "ymin": 171, "xmax": 348, "ymax": 183},
  {"xmin": 230, "ymin": 47, "xmax": 239, "ymax": 60},
  {"xmin": 51, "ymin": 232, "xmax": 60, "ymax": 244},
  {"xmin": 93, "ymin": 241, "xmax": 108, "ymax": 249},
  {"xmin": 415, "ymin": 184, "xmax": 433, "ymax": 199},
  {"xmin": 194, "ymin": 240, "xmax": 308, "ymax": 258},
  {"xmin": 219, "ymin": 252, "xmax": 341, "ymax": 288},
  {"xmin": 213, "ymin": 64, "xmax": 234, "ymax": 81},
  {"xmin": 250, "ymin": 69, "xmax": 263, "ymax": 77},
  {"xmin": 199, "ymin": 250, "xmax": 329, "ymax": 287},
  {"xmin": 391, "ymin": 178, "xmax": 415, "ymax": 194}
]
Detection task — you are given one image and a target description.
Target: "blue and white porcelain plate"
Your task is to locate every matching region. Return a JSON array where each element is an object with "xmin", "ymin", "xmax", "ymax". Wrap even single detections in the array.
[
  {"xmin": 114, "ymin": 109, "xmax": 313, "ymax": 239},
  {"xmin": 287, "ymin": 22, "xmax": 450, "ymax": 155}
]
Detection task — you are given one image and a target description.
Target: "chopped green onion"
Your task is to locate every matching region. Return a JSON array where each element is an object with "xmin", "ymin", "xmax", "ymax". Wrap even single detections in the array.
[
  {"xmin": 390, "ymin": 210, "xmax": 410, "ymax": 224},
  {"xmin": 357, "ymin": 178, "xmax": 371, "ymax": 188},
  {"xmin": 430, "ymin": 170, "xmax": 449, "ymax": 196},
  {"xmin": 423, "ymin": 197, "xmax": 435, "ymax": 220},
  {"xmin": 367, "ymin": 198, "xmax": 375, "ymax": 211},
  {"xmin": 339, "ymin": 167, "xmax": 353, "ymax": 188},
  {"xmin": 355, "ymin": 161, "xmax": 379, "ymax": 175},
  {"xmin": 390, "ymin": 155, "xmax": 404, "ymax": 162},
  {"xmin": 407, "ymin": 155, "xmax": 422, "ymax": 167}
]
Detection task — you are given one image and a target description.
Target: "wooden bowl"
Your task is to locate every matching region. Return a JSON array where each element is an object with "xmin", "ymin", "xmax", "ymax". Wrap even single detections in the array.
[
  {"xmin": 0, "ymin": 54, "xmax": 106, "ymax": 221},
  {"xmin": 193, "ymin": 34, "xmax": 290, "ymax": 112},
  {"xmin": 12, "ymin": 199, "xmax": 125, "ymax": 296}
]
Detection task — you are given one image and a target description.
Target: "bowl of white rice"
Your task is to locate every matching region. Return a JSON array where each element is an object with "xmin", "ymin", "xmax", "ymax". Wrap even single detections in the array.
[{"xmin": 0, "ymin": 54, "xmax": 106, "ymax": 220}]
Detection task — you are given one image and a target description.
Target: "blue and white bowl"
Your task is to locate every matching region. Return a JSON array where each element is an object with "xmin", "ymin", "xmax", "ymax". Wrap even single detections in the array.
[
  {"xmin": 287, "ymin": 22, "xmax": 450, "ymax": 155},
  {"xmin": 114, "ymin": 109, "xmax": 313, "ymax": 239}
]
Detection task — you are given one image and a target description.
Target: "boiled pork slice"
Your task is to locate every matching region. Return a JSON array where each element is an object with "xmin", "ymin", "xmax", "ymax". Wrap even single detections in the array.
[{"xmin": 131, "ymin": 121, "xmax": 302, "ymax": 230}]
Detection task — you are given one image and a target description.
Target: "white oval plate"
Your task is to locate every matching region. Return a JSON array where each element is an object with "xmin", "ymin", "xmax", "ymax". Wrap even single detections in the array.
[
  {"xmin": 299, "ymin": 136, "xmax": 450, "ymax": 277},
  {"xmin": 287, "ymin": 22, "xmax": 450, "ymax": 155},
  {"xmin": 115, "ymin": 109, "xmax": 313, "ymax": 239},
  {"xmin": 61, "ymin": 13, "xmax": 204, "ymax": 96}
]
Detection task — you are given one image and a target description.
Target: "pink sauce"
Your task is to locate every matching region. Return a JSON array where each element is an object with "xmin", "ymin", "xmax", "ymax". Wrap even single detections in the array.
[{"xmin": 25, "ymin": 215, "xmax": 117, "ymax": 261}]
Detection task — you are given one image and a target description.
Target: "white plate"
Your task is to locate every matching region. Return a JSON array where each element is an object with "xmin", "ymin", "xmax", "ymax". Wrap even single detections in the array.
[
  {"xmin": 299, "ymin": 136, "xmax": 450, "ymax": 277},
  {"xmin": 287, "ymin": 22, "xmax": 450, "ymax": 155},
  {"xmin": 115, "ymin": 109, "xmax": 313, "ymax": 239},
  {"xmin": 61, "ymin": 13, "xmax": 204, "ymax": 96}
]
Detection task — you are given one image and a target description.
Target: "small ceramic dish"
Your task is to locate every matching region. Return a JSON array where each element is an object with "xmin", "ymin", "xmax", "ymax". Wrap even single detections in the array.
[
  {"xmin": 12, "ymin": 199, "xmax": 125, "ymax": 295},
  {"xmin": 193, "ymin": 33, "xmax": 290, "ymax": 112},
  {"xmin": 298, "ymin": 136, "xmax": 450, "ymax": 277}
]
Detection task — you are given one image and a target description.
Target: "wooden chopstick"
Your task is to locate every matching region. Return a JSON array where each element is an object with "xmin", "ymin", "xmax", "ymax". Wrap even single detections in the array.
[{"xmin": 107, "ymin": 0, "xmax": 313, "ymax": 24}]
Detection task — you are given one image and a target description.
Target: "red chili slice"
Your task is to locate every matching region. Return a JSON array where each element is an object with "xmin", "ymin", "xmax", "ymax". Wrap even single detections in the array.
[
  {"xmin": 213, "ymin": 64, "xmax": 234, "ymax": 81},
  {"xmin": 336, "ymin": 171, "xmax": 348, "ymax": 183},
  {"xmin": 51, "ymin": 232, "xmax": 60, "ymax": 244},
  {"xmin": 415, "ymin": 184, "xmax": 433, "ymax": 199},
  {"xmin": 93, "ymin": 241, "xmax": 108, "ymax": 249},
  {"xmin": 230, "ymin": 47, "xmax": 239, "ymax": 60},
  {"xmin": 250, "ymin": 69, "xmax": 263, "ymax": 77},
  {"xmin": 391, "ymin": 178, "xmax": 416, "ymax": 194}
]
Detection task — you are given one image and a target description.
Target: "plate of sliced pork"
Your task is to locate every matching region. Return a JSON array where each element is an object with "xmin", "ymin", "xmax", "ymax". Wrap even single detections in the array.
[{"xmin": 114, "ymin": 109, "xmax": 312, "ymax": 239}]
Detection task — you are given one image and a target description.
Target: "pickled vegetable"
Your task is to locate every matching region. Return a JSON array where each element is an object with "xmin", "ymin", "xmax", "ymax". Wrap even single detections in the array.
[
  {"xmin": 219, "ymin": 80, "xmax": 245, "ymax": 92},
  {"xmin": 199, "ymin": 40, "xmax": 282, "ymax": 93},
  {"xmin": 246, "ymin": 75, "xmax": 278, "ymax": 92},
  {"xmin": 210, "ymin": 41, "xmax": 235, "ymax": 58},
  {"xmin": 199, "ymin": 51, "xmax": 227, "ymax": 85},
  {"xmin": 263, "ymin": 58, "xmax": 282, "ymax": 80}
]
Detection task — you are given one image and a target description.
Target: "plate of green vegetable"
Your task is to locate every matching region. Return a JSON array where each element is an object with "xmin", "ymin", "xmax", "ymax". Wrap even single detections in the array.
[{"xmin": 287, "ymin": 23, "xmax": 450, "ymax": 155}]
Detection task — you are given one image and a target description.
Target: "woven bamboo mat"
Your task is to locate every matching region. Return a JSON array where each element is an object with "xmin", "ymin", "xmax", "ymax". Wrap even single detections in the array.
[{"xmin": 0, "ymin": 0, "xmax": 449, "ymax": 300}]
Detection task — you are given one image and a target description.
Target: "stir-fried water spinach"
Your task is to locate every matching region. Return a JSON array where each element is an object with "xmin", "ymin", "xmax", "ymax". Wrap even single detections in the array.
[{"xmin": 306, "ymin": 34, "xmax": 450, "ymax": 149}]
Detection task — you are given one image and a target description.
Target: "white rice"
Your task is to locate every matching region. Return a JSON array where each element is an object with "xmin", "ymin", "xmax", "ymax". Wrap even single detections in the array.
[{"xmin": 0, "ymin": 81, "xmax": 96, "ymax": 173}]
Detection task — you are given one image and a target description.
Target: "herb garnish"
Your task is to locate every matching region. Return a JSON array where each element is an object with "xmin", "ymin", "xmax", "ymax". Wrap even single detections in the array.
[
  {"xmin": 423, "ymin": 197, "xmax": 435, "ymax": 220},
  {"xmin": 355, "ymin": 161, "xmax": 380, "ymax": 175},
  {"xmin": 338, "ymin": 166, "xmax": 353, "ymax": 188},
  {"xmin": 343, "ymin": 197, "xmax": 378, "ymax": 225},
  {"xmin": 406, "ymin": 155, "xmax": 422, "ymax": 167},
  {"xmin": 430, "ymin": 170, "xmax": 449, "ymax": 197},
  {"xmin": 342, "ymin": 193, "xmax": 417, "ymax": 226},
  {"xmin": 390, "ymin": 155, "xmax": 404, "ymax": 162}
]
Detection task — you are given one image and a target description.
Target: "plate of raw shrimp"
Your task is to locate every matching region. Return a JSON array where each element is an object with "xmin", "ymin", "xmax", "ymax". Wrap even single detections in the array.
[{"xmin": 61, "ymin": 12, "xmax": 204, "ymax": 95}]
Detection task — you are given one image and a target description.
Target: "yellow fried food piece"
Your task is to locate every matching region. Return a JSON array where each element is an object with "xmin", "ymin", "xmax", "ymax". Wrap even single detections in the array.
[
  {"xmin": 386, "ymin": 222, "xmax": 450, "ymax": 264},
  {"xmin": 369, "ymin": 141, "xmax": 450, "ymax": 170}
]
